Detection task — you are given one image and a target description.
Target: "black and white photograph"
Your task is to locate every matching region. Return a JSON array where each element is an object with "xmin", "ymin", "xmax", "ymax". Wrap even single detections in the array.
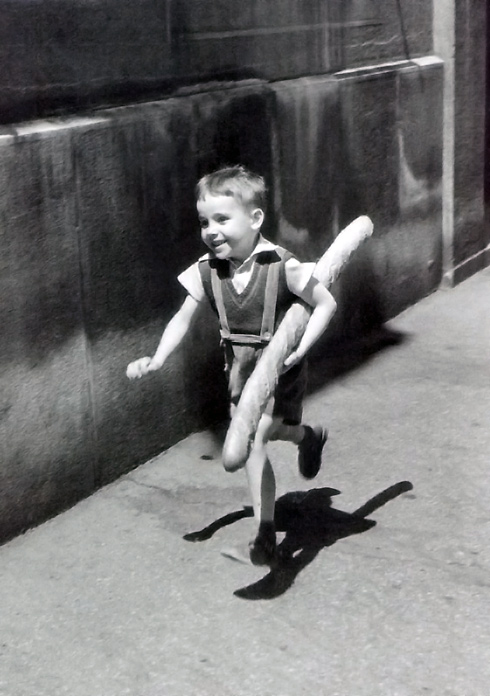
[{"xmin": 0, "ymin": 2, "xmax": 489, "ymax": 694}]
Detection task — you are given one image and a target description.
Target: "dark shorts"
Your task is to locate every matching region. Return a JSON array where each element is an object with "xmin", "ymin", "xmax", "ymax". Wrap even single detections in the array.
[{"xmin": 223, "ymin": 342, "xmax": 307, "ymax": 425}]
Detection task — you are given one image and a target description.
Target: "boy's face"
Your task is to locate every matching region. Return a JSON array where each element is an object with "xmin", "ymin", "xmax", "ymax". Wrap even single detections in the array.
[{"xmin": 197, "ymin": 194, "xmax": 263, "ymax": 263}]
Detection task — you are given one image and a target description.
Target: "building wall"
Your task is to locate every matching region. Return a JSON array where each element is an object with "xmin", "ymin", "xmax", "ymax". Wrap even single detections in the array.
[
  {"xmin": 0, "ymin": 1, "xmax": 485, "ymax": 542},
  {"xmin": 434, "ymin": 0, "xmax": 489, "ymax": 284},
  {"xmin": 1, "ymin": 0, "xmax": 432, "ymax": 123}
]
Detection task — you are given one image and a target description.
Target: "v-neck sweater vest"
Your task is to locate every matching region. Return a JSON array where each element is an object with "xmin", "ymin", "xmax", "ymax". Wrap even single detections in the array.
[{"xmin": 199, "ymin": 248, "xmax": 297, "ymax": 344}]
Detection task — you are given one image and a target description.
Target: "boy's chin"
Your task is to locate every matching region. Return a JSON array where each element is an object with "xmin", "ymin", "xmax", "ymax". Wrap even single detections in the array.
[{"xmin": 209, "ymin": 247, "xmax": 231, "ymax": 260}]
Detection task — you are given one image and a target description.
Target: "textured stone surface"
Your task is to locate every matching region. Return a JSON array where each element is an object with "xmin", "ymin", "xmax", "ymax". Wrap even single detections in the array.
[
  {"xmin": 452, "ymin": 1, "xmax": 487, "ymax": 268},
  {"xmin": 157, "ymin": 0, "xmax": 432, "ymax": 81},
  {"xmin": 0, "ymin": 0, "xmax": 172, "ymax": 123},
  {"xmin": 433, "ymin": 0, "xmax": 488, "ymax": 283},
  {"xmin": 0, "ymin": 0, "xmax": 432, "ymax": 123},
  {"xmin": 0, "ymin": 83, "xmax": 273, "ymax": 538},
  {"xmin": 273, "ymin": 59, "xmax": 443, "ymax": 331},
  {"xmin": 0, "ymin": 124, "xmax": 95, "ymax": 539}
]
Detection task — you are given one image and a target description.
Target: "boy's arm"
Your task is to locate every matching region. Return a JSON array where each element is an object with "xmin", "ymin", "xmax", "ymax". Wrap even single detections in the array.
[
  {"xmin": 283, "ymin": 275, "xmax": 337, "ymax": 368},
  {"xmin": 127, "ymin": 295, "xmax": 200, "ymax": 379}
]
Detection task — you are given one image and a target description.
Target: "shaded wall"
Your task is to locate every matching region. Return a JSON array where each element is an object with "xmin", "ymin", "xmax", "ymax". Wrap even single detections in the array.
[
  {"xmin": 0, "ymin": 0, "xmax": 432, "ymax": 124},
  {"xmin": 451, "ymin": 1, "xmax": 489, "ymax": 278},
  {"xmin": 434, "ymin": 0, "xmax": 489, "ymax": 284},
  {"xmin": 174, "ymin": 0, "xmax": 432, "ymax": 81},
  {"xmin": 0, "ymin": 0, "xmax": 173, "ymax": 123},
  {"xmin": 272, "ymin": 61, "xmax": 443, "ymax": 331},
  {"xmin": 0, "ymin": 82, "xmax": 275, "ymax": 539}
]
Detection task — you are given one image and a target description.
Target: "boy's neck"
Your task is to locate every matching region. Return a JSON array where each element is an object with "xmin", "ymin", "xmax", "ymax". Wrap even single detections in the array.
[{"xmin": 229, "ymin": 231, "xmax": 261, "ymax": 266}]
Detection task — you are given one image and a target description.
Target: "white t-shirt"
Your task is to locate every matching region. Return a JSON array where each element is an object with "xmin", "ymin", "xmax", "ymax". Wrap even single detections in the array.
[{"xmin": 178, "ymin": 235, "xmax": 315, "ymax": 302}]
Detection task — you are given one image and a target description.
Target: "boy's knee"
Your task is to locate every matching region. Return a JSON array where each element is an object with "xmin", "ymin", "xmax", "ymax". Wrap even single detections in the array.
[{"xmin": 259, "ymin": 415, "xmax": 283, "ymax": 443}]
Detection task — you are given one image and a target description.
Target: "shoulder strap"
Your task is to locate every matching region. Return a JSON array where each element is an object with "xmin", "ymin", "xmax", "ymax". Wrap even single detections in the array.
[
  {"xmin": 259, "ymin": 259, "xmax": 280, "ymax": 341},
  {"xmin": 210, "ymin": 266, "xmax": 232, "ymax": 340}
]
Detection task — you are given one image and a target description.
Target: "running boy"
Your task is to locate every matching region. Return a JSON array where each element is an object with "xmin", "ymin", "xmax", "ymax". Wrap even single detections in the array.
[{"xmin": 127, "ymin": 165, "xmax": 337, "ymax": 566}]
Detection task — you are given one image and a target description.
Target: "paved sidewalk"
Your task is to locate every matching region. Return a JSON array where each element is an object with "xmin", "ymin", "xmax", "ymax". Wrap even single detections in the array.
[{"xmin": 1, "ymin": 268, "xmax": 489, "ymax": 696}]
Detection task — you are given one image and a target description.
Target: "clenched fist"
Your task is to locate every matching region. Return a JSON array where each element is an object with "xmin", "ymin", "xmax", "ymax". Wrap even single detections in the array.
[{"xmin": 126, "ymin": 357, "xmax": 159, "ymax": 379}]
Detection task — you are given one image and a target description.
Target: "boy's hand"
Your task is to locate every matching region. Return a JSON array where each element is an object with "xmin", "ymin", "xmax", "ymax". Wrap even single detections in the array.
[{"xmin": 126, "ymin": 357, "xmax": 160, "ymax": 379}]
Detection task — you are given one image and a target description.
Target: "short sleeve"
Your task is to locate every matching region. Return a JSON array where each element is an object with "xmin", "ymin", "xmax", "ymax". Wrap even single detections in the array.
[
  {"xmin": 284, "ymin": 257, "xmax": 316, "ymax": 297},
  {"xmin": 177, "ymin": 262, "xmax": 205, "ymax": 302}
]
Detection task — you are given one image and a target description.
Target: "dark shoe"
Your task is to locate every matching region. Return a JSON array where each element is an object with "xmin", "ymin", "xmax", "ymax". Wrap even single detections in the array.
[
  {"xmin": 249, "ymin": 523, "xmax": 277, "ymax": 567},
  {"xmin": 298, "ymin": 426, "xmax": 328, "ymax": 479}
]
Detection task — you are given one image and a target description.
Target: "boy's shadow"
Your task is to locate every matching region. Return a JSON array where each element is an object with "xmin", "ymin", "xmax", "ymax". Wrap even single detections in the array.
[{"xmin": 184, "ymin": 480, "xmax": 413, "ymax": 600}]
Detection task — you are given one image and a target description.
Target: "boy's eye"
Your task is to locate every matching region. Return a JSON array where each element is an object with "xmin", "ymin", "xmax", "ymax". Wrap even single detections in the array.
[
  {"xmin": 216, "ymin": 216, "xmax": 228, "ymax": 224},
  {"xmin": 199, "ymin": 219, "xmax": 208, "ymax": 228}
]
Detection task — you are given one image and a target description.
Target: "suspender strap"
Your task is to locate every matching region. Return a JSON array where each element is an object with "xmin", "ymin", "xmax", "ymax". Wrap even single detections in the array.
[
  {"xmin": 210, "ymin": 266, "xmax": 231, "ymax": 340},
  {"xmin": 259, "ymin": 259, "xmax": 280, "ymax": 341}
]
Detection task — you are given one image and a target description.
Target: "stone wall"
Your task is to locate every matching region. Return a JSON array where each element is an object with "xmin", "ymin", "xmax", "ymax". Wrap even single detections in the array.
[
  {"xmin": 0, "ymin": 82, "xmax": 273, "ymax": 539},
  {"xmin": 434, "ymin": 0, "xmax": 489, "ymax": 284},
  {"xmin": 1, "ymin": 0, "xmax": 432, "ymax": 123}
]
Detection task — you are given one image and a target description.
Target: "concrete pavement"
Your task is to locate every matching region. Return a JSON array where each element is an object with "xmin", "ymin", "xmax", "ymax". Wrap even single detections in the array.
[{"xmin": 1, "ymin": 267, "xmax": 489, "ymax": 696}]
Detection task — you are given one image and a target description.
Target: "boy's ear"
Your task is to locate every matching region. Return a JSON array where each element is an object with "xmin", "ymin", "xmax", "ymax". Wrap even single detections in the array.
[{"xmin": 250, "ymin": 208, "xmax": 265, "ymax": 229}]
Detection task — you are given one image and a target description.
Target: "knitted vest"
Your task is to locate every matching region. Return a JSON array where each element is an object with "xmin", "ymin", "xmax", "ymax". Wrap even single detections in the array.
[{"xmin": 199, "ymin": 248, "xmax": 297, "ymax": 345}]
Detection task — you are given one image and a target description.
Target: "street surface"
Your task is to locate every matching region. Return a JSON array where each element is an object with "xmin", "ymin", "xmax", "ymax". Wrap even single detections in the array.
[{"xmin": 1, "ymin": 268, "xmax": 489, "ymax": 696}]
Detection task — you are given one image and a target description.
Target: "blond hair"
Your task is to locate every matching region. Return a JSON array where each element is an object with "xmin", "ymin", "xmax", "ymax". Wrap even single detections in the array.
[{"xmin": 196, "ymin": 165, "xmax": 267, "ymax": 211}]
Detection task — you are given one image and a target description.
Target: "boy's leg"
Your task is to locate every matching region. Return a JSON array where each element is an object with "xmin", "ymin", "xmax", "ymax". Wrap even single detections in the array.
[
  {"xmin": 222, "ymin": 344, "xmax": 278, "ymax": 565},
  {"xmin": 273, "ymin": 360, "xmax": 328, "ymax": 480},
  {"xmin": 245, "ymin": 412, "xmax": 279, "ymax": 566},
  {"xmin": 270, "ymin": 421, "xmax": 328, "ymax": 480},
  {"xmin": 244, "ymin": 413, "xmax": 326, "ymax": 566}
]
